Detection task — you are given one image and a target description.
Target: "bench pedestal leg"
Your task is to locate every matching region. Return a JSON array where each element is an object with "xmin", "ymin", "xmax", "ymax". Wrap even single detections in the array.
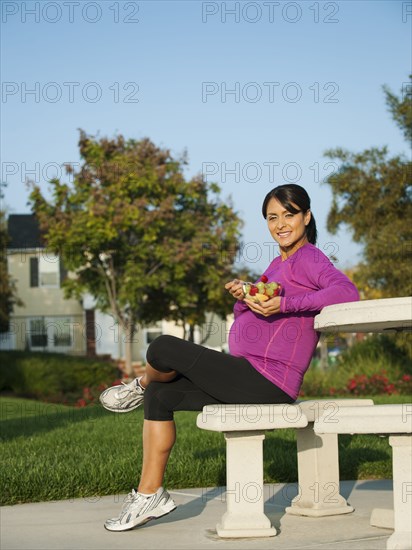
[
  {"xmin": 216, "ymin": 431, "xmax": 276, "ymax": 538},
  {"xmin": 370, "ymin": 508, "xmax": 394, "ymax": 530},
  {"xmin": 286, "ymin": 423, "xmax": 353, "ymax": 517},
  {"xmin": 386, "ymin": 435, "xmax": 412, "ymax": 550}
]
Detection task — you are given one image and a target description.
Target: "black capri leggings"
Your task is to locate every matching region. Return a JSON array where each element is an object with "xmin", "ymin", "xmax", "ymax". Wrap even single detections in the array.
[{"xmin": 144, "ymin": 335, "xmax": 294, "ymax": 421}]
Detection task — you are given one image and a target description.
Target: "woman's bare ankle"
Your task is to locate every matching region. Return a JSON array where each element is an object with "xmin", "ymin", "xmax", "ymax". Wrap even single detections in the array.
[{"xmin": 137, "ymin": 484, "xmax": 160, "ymax": 495}]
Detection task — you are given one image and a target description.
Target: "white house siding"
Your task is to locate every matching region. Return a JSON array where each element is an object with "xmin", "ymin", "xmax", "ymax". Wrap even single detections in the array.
[
  {"xmin": 5, "ymin": 252, "xmax": 234, "ymax": 360},
  {"xmin": 91, "ymin": 312, "xmax": 232, "ymax": 363},
  {"xmin": 6, "ymin": 252, "xmax": 85, "ymax": 354}
]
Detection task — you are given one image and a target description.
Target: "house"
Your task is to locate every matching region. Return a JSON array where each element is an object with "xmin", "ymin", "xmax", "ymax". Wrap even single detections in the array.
[
  {"xmin": 1, "ymin": 214, "xmax": 230, "ymax": 361},
  {"xmin": 3, "ymin": 214, "xmax": 87, "ymax": 355}
]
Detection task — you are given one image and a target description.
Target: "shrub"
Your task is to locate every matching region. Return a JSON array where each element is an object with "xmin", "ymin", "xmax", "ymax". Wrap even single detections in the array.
[
  {"xmin": 301, "ymin": 334, "xmax": 412, "ymax": 397},
  {"xmin": 346, "ymin": 372, "xmax": 411, "ymax": 396},
  {"xmin": 338, "ymin": 334, "xmax": 411, "ymax": 377},
  {"xmin": 75, "ymin": 379, "xmax": 123, "ymax": 407},
  {"xmin": 0, "ymin": 351, "xmax": 120, "ymax": 404}
]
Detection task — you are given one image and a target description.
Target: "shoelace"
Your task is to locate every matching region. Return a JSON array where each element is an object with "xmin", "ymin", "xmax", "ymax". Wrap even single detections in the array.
[
  {"xmin": 114, "ymin": 380, "xmax": 142, "ymax": 399},
  {"xmin": 119, "ymin": 489, "xmax": 149, "ymax": 517},
  {"xmin": 120, "ymin": 380, "xmax": 139, "ymax": 392},
  {"xmin": 118, "ymin": 490, "xmax": 138, "ymax": 518}
]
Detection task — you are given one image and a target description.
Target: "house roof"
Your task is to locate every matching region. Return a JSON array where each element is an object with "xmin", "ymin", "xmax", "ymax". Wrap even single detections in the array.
[{"xmin": 7, "ymin": 214, "xmax": 44, "ymax": 249}]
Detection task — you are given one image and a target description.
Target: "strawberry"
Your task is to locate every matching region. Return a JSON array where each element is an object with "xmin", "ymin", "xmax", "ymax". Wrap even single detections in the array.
[
  {"xmin": 242, "ymin": 279, "xmax": 282, "ymax": 302},
  {"xmin": 272, "ymin": 285, "xmax": 281, "ymax": 296}
]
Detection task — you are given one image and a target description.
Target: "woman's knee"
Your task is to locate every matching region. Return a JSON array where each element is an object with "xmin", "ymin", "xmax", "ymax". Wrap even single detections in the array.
[
  {"xmin": 146, "ymin": 335, "xmax": 180, "ymax": 372},
  {"xmin": 144, "ymin": 382, "xmax": 175, "ymax": 421}
]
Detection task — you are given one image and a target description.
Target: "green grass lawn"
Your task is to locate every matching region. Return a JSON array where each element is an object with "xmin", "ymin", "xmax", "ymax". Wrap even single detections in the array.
[{"xmin": 1, "ymin": 395, "xmax": 410, "ymax": 506}]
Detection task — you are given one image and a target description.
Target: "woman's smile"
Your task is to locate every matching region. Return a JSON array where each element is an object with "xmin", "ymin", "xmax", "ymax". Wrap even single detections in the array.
[{"xmin": 266, "ymin": 197, "xmax": 311, "ymax": 259}]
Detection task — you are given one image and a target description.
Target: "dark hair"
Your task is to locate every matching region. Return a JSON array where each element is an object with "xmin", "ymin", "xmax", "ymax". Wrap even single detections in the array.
[{"xmin": 262, "ymin": 184, "xmax": 317, "ymax": 245}]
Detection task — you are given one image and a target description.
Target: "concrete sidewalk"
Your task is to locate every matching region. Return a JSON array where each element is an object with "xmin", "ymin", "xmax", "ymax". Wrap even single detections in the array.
[{"xmin": 1, "ymin": 480, "xmax": 397, "ymax": 550}]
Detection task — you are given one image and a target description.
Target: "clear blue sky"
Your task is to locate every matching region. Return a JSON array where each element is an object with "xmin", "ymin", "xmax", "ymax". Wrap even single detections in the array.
[{"xmin": 1, "ymin": 0, "xmax": 411, "ymax": 272}]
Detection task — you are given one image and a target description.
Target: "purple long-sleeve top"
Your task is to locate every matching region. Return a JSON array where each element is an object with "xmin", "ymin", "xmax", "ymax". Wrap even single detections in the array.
[{"xmin": 228, "ymin": 243, "xmax": 360, "ymax": 399}]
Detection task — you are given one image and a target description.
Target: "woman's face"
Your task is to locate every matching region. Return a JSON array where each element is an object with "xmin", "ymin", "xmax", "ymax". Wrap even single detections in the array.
[{"xmin": 266, "ymin": 197, "xmax": 311, "ymax": 258}]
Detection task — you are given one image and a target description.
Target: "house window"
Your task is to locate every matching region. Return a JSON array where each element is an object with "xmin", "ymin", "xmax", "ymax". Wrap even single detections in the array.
[
  {"xmin": 145, "ymin": 328, "xmax": 162, "ymax": 345},
  {"xmin": 30, "ymin": 254, "xmax": 66, "ymax": 288},
  {"xmin": 29, "ymin": 319, "xmax": 48, "ymax": 348},
  {"xmin": 39, "ymin": 254, "xmax": 59, "ymax": 287},
  {"xmin": 30, "ymin": 258, "xmax": 39, "ymax": 287},
  {"xmin": 28, "ymin": 317, "xmax": 73, "ymax": 350},
  {"xmin": 52, "ymin": 318, "xmax": 72, "ymax": 347}
]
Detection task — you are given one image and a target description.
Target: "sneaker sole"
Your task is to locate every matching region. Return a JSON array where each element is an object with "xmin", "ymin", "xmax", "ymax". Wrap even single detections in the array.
[
  {"xmin": 99, "ymin": 395, "xmax": 143, "ymax": 413},
  {"xmin": 104, "ymin": 501, "xmax": 177, "ymax": 532}
]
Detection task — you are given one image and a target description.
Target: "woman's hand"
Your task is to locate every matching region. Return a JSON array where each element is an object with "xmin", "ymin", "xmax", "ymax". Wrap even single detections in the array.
[
  {"xmin": 224, "ymin": 279, "xmax": 245, "ymax": 301},
  {"xmin": 244, "ymin": 295, "xmax": 281, "ymax": 317}
]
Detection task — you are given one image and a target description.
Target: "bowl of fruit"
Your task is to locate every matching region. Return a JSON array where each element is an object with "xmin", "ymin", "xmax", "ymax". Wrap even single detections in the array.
[{"xmin": 242, "ymin": 275, "xmax": 282, "ymax": 303}]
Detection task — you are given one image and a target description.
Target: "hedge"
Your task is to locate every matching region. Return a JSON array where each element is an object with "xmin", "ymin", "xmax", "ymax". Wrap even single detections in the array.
[
  {"xmin": 0, "ymin": 351, "xmax": 120, "ymax": 404},
  {"xmin": 301, "ymin": 334, "xmax": 412, "ymax": 397}
]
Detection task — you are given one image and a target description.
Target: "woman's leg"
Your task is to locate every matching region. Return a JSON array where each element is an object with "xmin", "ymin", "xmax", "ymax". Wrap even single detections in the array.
[
  {"xmin": 134, "ymin": 337, "xmax": 205, "ymax": 493},
  {"xmin": 145, "ymin": 335, "xmax": 294, "ymax": 405},
  {"xmin": 136, "ymin": 335, "xmax": 292, "ymax": 495},
  {"xmin": 139, "ymin": 363, "xmax": 177, "ymax": 388},
  {"xmin": 136, "ymin": 363, "xmax": 178, "ymax": 493},
  {"xmin": 138, "ymin": 377, "xmax": 224, "ymax": 494},
  {"xmin": 138, "ymin": 419, "xmax": 176, "ymax": 494}
]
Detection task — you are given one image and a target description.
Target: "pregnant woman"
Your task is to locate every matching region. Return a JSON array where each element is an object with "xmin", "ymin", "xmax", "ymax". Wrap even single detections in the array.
[{"xmin": 100, "ymin": 183, "xmax": 359, "ymax": 532}]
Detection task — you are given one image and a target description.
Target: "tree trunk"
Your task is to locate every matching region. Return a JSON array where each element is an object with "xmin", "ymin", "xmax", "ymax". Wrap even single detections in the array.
[
  {"xmin": 345, "ymin": 333, "xmax": 356, "ymax": 348},
  {"xmin": 123, "ymin": 320, "xmax": 134, "ymax": 379},
  {"xmin": 199, "ymin": 314, "xmax": 215, "ymax": 345},
  {"xmin": 188, "ymin": 324, "xmax": 195, "ymax": 343}
]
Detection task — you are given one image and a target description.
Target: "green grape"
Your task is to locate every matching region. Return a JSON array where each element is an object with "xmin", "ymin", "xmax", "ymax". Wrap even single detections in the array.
[{"xmin": 265, "ymin": 286, "xmax": 274, "ymax": 296}]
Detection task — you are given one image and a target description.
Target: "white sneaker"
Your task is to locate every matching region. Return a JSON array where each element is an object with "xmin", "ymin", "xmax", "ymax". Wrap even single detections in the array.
[
  {"xmin": 104, "ymin": 487, "xmax": 177, "ymax": 531},
  {"xmin": 99, "ymin": 378, "xmax": 144, "ymax": 413}
]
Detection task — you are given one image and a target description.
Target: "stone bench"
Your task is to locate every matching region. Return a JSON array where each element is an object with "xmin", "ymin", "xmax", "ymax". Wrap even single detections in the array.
[
  {"xmin": 196, "ymin": 398, "xmax": 373, "ymax": 538},
  {"xmin": 286, "ymin": 398, "xmax": 374, "ymax": 517},
  {"xmin": 314, "ymin": 404, "xmax": 412, "ymax": 550}
]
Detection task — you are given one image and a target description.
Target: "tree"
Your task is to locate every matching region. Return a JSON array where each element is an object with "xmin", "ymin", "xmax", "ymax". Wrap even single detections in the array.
[
  {"xmin": 0, "ymin": 184, "xmax": 22, "ymax": 332},
  {"xmin": 29, "ymin": 131, "xmax": 243, "ymax": 375},
  {"xmin": 383, "ymin": 78, "xmax": 412, "ymax": 146},
  {"xmin": 153, "ymin": 188, "xmax": 241, "ymax": 343},
  {"xmin": 323, "ymin": 76, "xmax": 412, "ymax": 298}
]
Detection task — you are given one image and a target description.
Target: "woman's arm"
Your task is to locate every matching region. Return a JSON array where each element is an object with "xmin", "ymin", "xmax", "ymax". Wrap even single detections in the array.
[
  {"xmin": 280, "ymin": 263, "xmax": 360, "ymax": 314},
  {"xmin": 225, "ymin": 279, "xmax": 249, "ymax": 318}
]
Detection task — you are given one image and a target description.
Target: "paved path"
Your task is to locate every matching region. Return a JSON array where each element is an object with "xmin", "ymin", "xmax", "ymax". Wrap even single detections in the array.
[{"xmin": 1, "ymin": 480, "xmax": 396, "ymax": 550}]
